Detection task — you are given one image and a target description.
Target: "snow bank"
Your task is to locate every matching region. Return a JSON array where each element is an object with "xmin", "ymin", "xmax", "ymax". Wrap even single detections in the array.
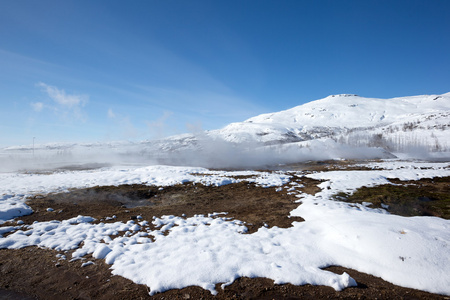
[{"xmin": 0, "ymin": 195, "xmax": 33, "ymax": 224}]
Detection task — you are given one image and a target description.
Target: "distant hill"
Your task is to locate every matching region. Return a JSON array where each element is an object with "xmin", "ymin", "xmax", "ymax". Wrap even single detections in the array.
[{"xmin": 209, "ymin": 93, "xmax": 450, "ymax": 151}]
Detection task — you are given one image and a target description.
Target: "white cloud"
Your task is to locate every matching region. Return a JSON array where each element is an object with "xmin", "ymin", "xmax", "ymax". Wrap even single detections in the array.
[
  {"xmin": 31, "ymin": 102, "xmax": 44, "ymax": 112},
  {"xmin": 37, "ymin": 82, "xmax": 88, "ymax": 108},
  {"xmin": 36, "ymin": 82, "xmax": 88, "ymax": 121},
  {"xmin": 107, "ymin": 108, "xmax": 116, "ymax": 119}
]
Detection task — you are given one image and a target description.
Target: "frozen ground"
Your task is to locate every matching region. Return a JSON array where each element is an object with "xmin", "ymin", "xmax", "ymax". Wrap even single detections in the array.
[{"xmin": 0, "ymin": 160, "xmax": 449, "ymax": 296}]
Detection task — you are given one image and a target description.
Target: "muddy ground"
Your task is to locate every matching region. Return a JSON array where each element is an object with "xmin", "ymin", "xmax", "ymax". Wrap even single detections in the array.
[
  {"xmin": 1, "ymin": 165, "xmax": 449, "ymax": 299},
  {"xmin": 334, "ymin": 176, "xmax": 450, "ymax": 219}
]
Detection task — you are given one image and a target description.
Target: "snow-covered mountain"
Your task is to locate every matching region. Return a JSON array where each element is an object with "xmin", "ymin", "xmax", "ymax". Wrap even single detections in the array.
[
  {"xmin": 210, "ymin": 93, "xmax": 450, "ymax": 149},
  {"xmin": 2, "ymin": 93, "xmax": 449, "ymax": 170},
  {"xmin": 131, "ymin": 92, "xmax": 450, "ymax": 166}
]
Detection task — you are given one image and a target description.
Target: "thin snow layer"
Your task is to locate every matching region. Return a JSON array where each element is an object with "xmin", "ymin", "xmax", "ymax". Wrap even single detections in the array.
[{"xmin": 0, "ymin": 163, "xmax": 450, "ymax": 295}]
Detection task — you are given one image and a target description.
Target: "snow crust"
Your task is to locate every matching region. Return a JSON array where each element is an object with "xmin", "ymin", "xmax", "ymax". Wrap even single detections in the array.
[{"xmin": 1, "ymin": 162, "xmax": 449, "ymax": 296}]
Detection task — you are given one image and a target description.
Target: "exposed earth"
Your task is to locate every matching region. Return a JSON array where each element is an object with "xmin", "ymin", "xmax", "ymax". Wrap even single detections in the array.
[{"xmin": 0, "ymin": 162, "xmax": 449, "ymax": 299}]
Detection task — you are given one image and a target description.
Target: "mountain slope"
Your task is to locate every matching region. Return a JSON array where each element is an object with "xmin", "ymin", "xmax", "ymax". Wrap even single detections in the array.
[{"xmin": 209, "ymin": 93, "xmax": 450, "ymax": 150}]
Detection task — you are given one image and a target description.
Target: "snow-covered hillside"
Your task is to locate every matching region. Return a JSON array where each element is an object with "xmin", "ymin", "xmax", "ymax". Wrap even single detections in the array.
[
  {"xmin": 211, "ymin": 93, "xmax": 450, "ymax": 149},
  {"xmin": 150, "ymin": 92, "xmax": 450, "ymax": 166}
]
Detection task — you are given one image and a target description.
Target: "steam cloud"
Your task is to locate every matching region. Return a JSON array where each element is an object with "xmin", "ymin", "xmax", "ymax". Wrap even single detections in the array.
[{"xmin": 0, "ymin": 135, "xmax": 401, "ymax": 173}]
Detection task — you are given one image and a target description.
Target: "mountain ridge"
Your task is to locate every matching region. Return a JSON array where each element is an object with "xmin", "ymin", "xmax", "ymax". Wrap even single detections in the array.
[{"xmin": 206, "ymin": 93, "xmax": 449, "ymax": 149}]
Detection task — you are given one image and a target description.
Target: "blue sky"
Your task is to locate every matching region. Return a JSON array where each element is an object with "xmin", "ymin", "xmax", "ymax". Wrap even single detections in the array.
[{"xmin": 1, "ymin": 0, "xmax": 449, "ymax": 147}]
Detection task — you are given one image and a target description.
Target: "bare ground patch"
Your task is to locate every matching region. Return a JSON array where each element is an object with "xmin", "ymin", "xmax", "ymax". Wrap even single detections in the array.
[
  {"xmin": 333, "ymin": 176, "xmax": 450, "ymax": 219},
  {"xmin": 19, "ymin": 181, "xmax": 304, "ymax": 233},
  {"xmin": 277, "ymin": 159, "xmax": 380, "ymax": 172}
]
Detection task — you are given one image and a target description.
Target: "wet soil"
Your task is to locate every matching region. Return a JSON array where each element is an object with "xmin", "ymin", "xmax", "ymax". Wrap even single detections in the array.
[
  {"xmin": 1, "ymin": 174, "xmax": 449, "ymax": 299},
  {"xmin": 276, "ymin": 159, "xmax": 378, "ymax": 172},
  {"xmin": 334, "ymin": 176, "xmax": 450, "ymax": 219}
]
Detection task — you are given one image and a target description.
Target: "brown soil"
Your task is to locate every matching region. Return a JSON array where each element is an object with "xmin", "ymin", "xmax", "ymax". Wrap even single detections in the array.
[
  {"xmin": 277, "ymin": 159, "xmax": 378, "ymax": 172},
  {"xmin": 20, "ymin": 180, "xmax": 306, "ymax": 234},
  {"xmin": 1, "ymin": 175, "xmax": 448, "ymax": 299},
  {"xmin": 334, "ymin": 176, "xmax": 450, "ymax": 219}
]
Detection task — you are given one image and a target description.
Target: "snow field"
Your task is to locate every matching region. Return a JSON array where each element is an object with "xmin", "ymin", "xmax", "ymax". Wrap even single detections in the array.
[{"xmin": 0, "ymin": 162, "xmax": 449, "ymax": 295}]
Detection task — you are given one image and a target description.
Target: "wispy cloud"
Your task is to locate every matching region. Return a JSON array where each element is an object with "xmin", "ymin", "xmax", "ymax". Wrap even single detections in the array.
[
  {"xmin": 37, "ymin": 82, "xmax": 88, "ymax": 108},
  {"xmin": 31, "ymin": 102, "xmax": 44, "ymax": 112},
  {"xmin": 106, "ymin": 108, "xmax": 138, "ymax": 139},
  {"xmin": 36, "ymin": 82, "xmax": 88, "ymax": 121},
  {"xmin": 135, "ymin": 85, "xmax": 265, "ymax": 122},
  {"xmin": 107, "ymin": 108, "xmax": 116, "ymax": 119},
  {"xmin": 146, "ymin": 111, "xmax": 173, "ymax": 139}
]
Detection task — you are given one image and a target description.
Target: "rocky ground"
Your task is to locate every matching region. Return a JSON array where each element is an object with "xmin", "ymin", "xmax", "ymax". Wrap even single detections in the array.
[{"xmin": 0, "ymin": 162, "xmax": 449, "ymax": 299}]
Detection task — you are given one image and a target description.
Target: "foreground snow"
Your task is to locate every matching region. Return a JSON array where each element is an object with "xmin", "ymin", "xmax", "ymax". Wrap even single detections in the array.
[{"xmin": 0, "ymin": 161, "xmax": 449, "ymax": 296}]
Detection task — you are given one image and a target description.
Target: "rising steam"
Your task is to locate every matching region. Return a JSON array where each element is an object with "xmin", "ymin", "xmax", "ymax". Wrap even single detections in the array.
[{"xmin": 0, "ymin": 134, "xmax": 402, "ymax": 173}]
